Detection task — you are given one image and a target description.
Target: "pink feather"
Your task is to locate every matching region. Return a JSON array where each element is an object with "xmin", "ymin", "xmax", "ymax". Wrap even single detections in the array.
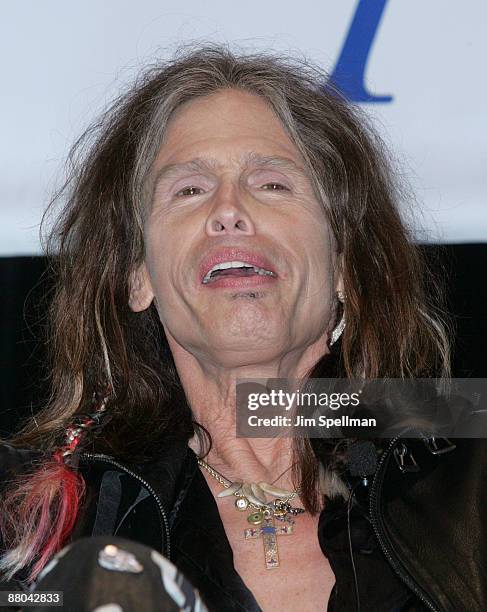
[{"xmin": 0, "ymin": 455, "xmax": 85, "ymax": 582}]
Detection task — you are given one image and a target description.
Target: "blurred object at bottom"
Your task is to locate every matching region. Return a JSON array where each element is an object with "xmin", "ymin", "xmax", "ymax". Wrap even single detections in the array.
[{"xmin": 29, "ymin": 536, "xmax": 208, "ymax": 612}]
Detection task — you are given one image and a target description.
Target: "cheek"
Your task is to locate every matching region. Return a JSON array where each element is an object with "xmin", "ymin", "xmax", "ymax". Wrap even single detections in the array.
[
  {"xmin": 296, "ymin": 221, "xmax": 334, "ymax": 277},
  {"xmin": 143, "ymin": 237, "xmax": 177, "ymax": 314},
  {"xmin": 144, "ymin": 213, "xmax": 182, "ymax": 275},
  {"xmin": 298, "ymin": 225, "xmax": 336, "ymax": 322}
]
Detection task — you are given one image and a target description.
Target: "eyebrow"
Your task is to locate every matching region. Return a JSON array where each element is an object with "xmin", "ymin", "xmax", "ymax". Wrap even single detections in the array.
[{"xmin": 149, "ymin": 153, "xmax": 308, "ymax": 198}]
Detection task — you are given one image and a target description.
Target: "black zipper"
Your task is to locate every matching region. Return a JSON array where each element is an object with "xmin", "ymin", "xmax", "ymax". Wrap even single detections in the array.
[
  {"xmin": 369, "ymin": 434, "xmax": 440, "ymax": 612},
  {"xmin": 80, "ymin": 452, "xmax": 171, "ymax": 561}
]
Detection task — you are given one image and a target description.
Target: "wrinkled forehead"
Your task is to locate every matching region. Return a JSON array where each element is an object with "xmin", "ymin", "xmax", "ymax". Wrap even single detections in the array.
[{"xmin": 149, "ymin": 89, "xmax": 308, "ymax": 168}]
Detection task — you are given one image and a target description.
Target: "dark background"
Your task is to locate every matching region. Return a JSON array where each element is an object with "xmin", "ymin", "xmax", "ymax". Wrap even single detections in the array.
[{"xmin": 1, "ymin": 245, "xmax": 486, "ymax": 438}]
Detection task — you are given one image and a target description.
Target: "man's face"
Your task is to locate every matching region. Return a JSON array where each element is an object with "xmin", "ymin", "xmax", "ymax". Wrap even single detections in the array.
[{"xmin": 130, "ymin": 89, "xmax": 341, "ymax": 368}]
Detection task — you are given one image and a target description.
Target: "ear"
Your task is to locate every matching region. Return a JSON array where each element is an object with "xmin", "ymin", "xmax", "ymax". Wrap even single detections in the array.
[{"xmin": 128, "ymin": 262, "xmax": 154, "ymax": 312}]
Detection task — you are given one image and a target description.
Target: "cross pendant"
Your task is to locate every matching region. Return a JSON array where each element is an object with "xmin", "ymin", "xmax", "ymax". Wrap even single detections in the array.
[{"xmin": 244, "ymin": 515, "xmax": 294, "ymax": 569}]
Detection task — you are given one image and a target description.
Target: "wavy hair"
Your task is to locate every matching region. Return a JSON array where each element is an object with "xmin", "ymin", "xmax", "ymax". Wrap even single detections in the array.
[{"xmin": 0, "ymin": 43, "xmax": 452, "ymax": 582}]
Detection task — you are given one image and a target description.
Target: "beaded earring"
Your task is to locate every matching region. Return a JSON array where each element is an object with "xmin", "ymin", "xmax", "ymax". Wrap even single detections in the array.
[{"xmin": 329, "ymin": 290, "xmax": 346, "ymax": 346}]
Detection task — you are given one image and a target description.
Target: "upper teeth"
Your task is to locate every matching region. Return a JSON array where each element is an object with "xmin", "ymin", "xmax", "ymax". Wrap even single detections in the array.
[{"xmin": 202, "ymin": 260, "xmax": 276, "ymax": 284}]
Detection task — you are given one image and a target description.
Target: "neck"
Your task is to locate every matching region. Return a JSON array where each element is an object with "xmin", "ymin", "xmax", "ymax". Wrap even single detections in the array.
[
  {"xmin": 165, "ymin": 328, "xmax": 328, "ymax": 488},
  {"xmin": 188, "ymin": 430, "xmax": 295, "ymax": 488}
]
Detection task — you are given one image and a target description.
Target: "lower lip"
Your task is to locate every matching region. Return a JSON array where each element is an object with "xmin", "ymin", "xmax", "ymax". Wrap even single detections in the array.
[{"xmin": 201, "ymin": 274, "xmax": 278, "ymax": 289}]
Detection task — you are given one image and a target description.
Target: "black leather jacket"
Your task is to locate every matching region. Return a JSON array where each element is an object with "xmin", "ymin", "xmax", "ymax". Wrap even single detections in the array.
[{"xmin": 1, "ymin": 436, "xmax": 486, "ymax": 611}]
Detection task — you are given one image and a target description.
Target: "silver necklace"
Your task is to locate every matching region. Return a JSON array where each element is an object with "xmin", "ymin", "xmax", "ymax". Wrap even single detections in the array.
[{"xmin": 197, "ymin": 458, "xmax": 305, "ymax": 569}]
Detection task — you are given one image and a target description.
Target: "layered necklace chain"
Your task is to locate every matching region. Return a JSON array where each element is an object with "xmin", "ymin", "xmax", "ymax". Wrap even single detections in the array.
[{"xmin": 197, "ymin": 458, "xmax": 305, "ymax": 569}]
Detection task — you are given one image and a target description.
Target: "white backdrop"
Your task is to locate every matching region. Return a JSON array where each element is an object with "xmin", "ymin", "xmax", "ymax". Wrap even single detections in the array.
[{"xmin": 1, "ymin": 0, "xmax": 486, "ymax": 254}]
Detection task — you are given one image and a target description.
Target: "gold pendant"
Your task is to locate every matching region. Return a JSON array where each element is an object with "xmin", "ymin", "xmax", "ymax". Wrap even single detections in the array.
[{"xmin": 244, "ymin": 514, "xmax": 293, "ymax": 569}]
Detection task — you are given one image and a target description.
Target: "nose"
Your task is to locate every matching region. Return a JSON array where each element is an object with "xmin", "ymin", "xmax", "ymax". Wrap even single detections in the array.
[{"xmin": 205, "ymin": 187, "xmax": 256, "ymax": 236}]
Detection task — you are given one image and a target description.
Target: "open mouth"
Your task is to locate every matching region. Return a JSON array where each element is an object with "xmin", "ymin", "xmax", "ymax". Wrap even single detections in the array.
[{"xmin": 202, "ymin": 261, "xmax": 277, "ymax": 285}]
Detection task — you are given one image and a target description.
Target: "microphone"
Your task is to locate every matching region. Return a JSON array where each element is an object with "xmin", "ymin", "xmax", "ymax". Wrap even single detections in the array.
[
  {"xmin": 347, "ymin": 441, "xmax": 378, "ymax": 485},
  {"xmin": 346, "ymin": 441, "xmax": 378, "ymax": 612}
]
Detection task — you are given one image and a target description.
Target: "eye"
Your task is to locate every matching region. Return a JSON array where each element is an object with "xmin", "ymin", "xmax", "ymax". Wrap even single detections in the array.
[
  {"xmin": 175, "ymin": 186, "xmax": 205, "ymax": 197},
  {"xmin": 261, "ymin": 182, "xmax": 290, "ymax": 191}
]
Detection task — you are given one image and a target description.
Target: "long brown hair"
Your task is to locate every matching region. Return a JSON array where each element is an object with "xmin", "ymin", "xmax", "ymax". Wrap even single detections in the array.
[{"xmin": 0, "ymin": 43, "xmax": 453, "ymax": 581}]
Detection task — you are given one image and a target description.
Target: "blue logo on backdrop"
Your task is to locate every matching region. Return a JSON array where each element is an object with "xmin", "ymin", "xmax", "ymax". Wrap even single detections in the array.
[{"xmin": 330, "ymin": 0, "xmax": 393, "ymax": 103}]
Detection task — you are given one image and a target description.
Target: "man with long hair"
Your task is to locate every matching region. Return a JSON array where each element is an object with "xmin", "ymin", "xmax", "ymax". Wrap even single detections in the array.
[{"xmin": 1, "ymin": 45, "xmax": 485, "ymax": 611}]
